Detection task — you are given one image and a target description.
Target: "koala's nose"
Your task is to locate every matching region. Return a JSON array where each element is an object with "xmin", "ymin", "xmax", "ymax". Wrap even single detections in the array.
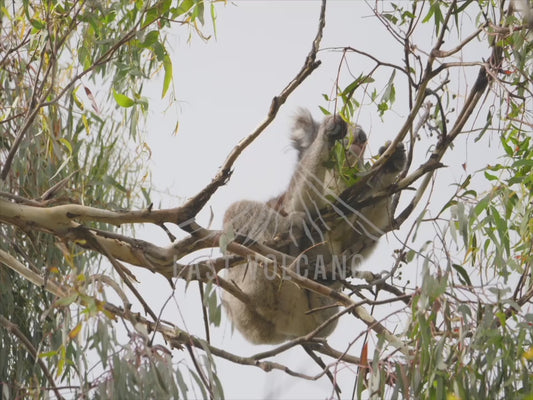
[{"xmin": 324, "ymin": 115, "xmax": 347, "ymax": 140}]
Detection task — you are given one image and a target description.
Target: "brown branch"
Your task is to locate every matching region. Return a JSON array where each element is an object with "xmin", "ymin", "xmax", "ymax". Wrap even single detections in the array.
[
  {"xmin": 2, "ymin": 193, "xmax": 409, "ymax": 354},
  {"xmin": 0, "ymin": 250, "xmax": 319, "ymax": 380},
  {"xmin": 336, "ymin": 46, "xmax": 415, "ymax": 87},
  {"xmin": 186, "ymin": 345, "xmax": 215, "ymax": 400},
  {"xmin": 0, "ymin": 177, "xmax": 412, "ymax": 356},
  {"xmin": 302, "ymin": 345, "xmax": 342, "ymax": 398},
  {"xmin": 431, "ymin": 25, "xmax": 486, "ymax": 58},
  {"xmin": 177, "ymin": 0, "xmax": 328, "ymax": 222}
]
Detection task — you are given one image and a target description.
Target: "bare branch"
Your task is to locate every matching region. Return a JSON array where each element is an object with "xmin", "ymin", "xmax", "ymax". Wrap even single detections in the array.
[{"xmin": 178, "ymin": 0, "xmax": 328, "ymax": 220}]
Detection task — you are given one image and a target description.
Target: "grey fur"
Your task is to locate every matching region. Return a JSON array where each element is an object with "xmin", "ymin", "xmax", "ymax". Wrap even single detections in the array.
[{"xmin": 222, "ymin": 109, "xmax": 406, "ymax": 344}]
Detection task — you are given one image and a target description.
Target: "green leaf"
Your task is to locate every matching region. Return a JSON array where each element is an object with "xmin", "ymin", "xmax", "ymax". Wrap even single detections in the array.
[
  {"xmin": 30, "ymin": 18, "xmax": 45, "ymax": 30},
  {"xmin": 143, "ymin": 0, "xmax": 172, "ymax": 28},
  {"xmin": 342, "ymin": 75, "xmax": 374, "ymax": 99},
  {"xmin": 490, "ymin": 205, "xmax": 510, "ymax": 257},
  {"xmin": 423, "ymin": 1, "xmax": 444, "ymax": 34},
  {"xmin": 378, "ymin": 102, "xmax": 388, "ymax": 114},
  {"xmin": 319, "ymin": 106, "xmax": 330, "ymax": 115},
  {"xmin": 452, "ymin": 263, "xmax": 472, "ymax": 286},
  {"xmin": 103, "ymin": 175, "xmax": 127, "ymax": 193},
  {"xmin": 472, "ymin": 194, "xmax": 490, "ymax": 218},
  {"xmin": 381, "ymin": 70, "xmax": 396, "ymax": 104},
  {"xmin": 194, "ymin": 0, "xmax": 205, "ymax": 25},
  {"xmin": 175, "ymin": 0, "xmax": 194, "ymax": 17},
  {"xmin": 162, "ymin": 54, "xmax": 173, "ymax": 98},
  {"xmin": 113, "ymin": 89, "xmax": 135, "ymax": 108},
  {"xmin": 55, "ymin": 293, "xmax": 79, "ymax": 307},
  {"xmin": 38, "ymin": 350, "xmax": 59, "ymax": 358},
  {"xmin": 512, "ymin": 159, "xmax": 533, "ymax": 168},
  {"xmin": 210, "ymin": 2, "xmax": 218, "ymax": 38},
  {"xmin": 382, "ymin": 13, "xmax": 398, "ymax": 25},
  {"xmin": 500, "ymin": 136, "xmax": 514, "ymax": 156},
  {"xmin": 474, "ymin": 109, "xmax": 492, "ymax": 142},
  {"xmin": 140, "ymin": 30, "xmax": 160, "ymax": 48},
  {"xmin": 484, "ymin": 171, "xmax": 498, "ymax": 181}
]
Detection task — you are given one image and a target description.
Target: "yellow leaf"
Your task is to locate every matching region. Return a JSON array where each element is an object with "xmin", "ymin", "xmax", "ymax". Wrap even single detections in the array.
[
  {"xmin": 523, "ymin": 347, "xmax": 533, "ymax": 360},
  {"xmin": 69, "ymin": 323, "xmax": 82, "ymax": 340}
]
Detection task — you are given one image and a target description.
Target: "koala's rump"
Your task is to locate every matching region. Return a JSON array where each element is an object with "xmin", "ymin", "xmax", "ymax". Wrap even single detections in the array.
[{"xmin": 222, "ymin": 262, "xmax": 338, "ymax": 344}]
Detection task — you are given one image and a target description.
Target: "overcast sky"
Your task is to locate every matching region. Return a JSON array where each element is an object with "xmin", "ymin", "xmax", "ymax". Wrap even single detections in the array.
[{"xmin": 130, "ymin": 1, "xmax": 497, "ymax": 398}]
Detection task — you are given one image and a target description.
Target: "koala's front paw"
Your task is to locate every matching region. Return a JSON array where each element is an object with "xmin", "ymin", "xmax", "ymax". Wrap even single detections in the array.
[
  {"xmin": 378, "ymin": 141, "xmax": 407, "ymax": 173},
  {"xmin": 322, "ymin": 115, "xmax": 347, "ymax": 141}
]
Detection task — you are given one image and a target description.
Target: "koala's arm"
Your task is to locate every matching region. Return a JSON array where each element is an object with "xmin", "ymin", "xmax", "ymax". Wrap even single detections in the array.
[
  {"xmin": 345, "ymin": 141, "xmax": 407, "ymax": 226},
  {"xmin": 332, "ymin": 142, "xmax": 407, "ymax": 260},
  {"xmin": 286, "ymin": 113, "xmax": 407, "ymax": 265},
  {"xmin": 284, "ymin": 114, "xmax": 348, "ymax": 216},
  {"xmin": 370, "ymin": 142, "xmax": 407, "ymax": 190}
]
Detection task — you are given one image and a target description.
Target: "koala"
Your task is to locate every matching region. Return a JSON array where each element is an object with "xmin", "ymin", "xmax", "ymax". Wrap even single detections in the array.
[{"xmin": 221, "ymin": 109, "xmax": 406, "ymax": 344}]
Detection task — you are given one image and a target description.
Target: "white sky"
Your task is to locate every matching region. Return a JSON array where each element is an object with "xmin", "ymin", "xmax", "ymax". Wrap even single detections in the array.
[{"xmin": 129, "ymin": 1, "xmax": 498, "ymax": 398}]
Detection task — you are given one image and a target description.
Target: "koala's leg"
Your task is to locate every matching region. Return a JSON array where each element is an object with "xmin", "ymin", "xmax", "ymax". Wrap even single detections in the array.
[
  {"xmin": 223, "ymin": 200, "xmax": 291, "ymax": 244},
  {"xmin": 271, "ymin": 281, "xmax": 339, "ymax": 340},
  {"xmin": 222, "ymin": 200, "xmax": 309, "ymax": 344},
  {"xmin": 221, "ymin": 258, "xmax": 290, "ymax": 344}
]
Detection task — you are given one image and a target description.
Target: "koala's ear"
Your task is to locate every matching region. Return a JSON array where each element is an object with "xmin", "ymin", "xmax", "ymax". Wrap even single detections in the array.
[{"xmin": 290, "ymin": 108, "xmax": 319, "ymax": 159}]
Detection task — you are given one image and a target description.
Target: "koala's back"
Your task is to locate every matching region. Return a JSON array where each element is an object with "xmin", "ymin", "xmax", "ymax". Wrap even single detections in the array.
[{"xmin": 221, "ymin": 199, "xmax": 339, "ymax": 344}]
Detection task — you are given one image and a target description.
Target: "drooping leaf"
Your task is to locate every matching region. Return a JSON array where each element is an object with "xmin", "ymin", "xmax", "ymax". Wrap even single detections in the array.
[{"xmin": 113, "ymin": 89, "xmax": 135, "ymax": 108}]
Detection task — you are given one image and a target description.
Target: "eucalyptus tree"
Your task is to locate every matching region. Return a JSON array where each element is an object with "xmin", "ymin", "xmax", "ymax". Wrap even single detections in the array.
[{"xmin": 0, "ymin": 1, "xmax": 532, "ymax": 399}]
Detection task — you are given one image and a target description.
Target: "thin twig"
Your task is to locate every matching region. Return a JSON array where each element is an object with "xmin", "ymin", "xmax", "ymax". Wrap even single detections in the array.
[{"xmin": 0, "ymin": 316, "xmax": 65, "ymax": 400}]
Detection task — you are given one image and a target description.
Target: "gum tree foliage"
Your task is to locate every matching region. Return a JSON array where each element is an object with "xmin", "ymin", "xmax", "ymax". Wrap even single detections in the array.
[
  {"xmin": 0, "ymin": 0, "xmax": 532, "ymax": 399},
  {"xmin": 0, "ymin": 0, "xmax": 218, "ymax": 398}
]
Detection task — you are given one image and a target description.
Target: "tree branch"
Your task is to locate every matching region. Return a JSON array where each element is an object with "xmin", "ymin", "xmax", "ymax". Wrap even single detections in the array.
[
  {"xmin": 0, "ymin": 316, "xmax": 65, "ymax": 400},
  {"xmin": 177, "ymin": 0, "xmax": 328, "ymax": 222}
]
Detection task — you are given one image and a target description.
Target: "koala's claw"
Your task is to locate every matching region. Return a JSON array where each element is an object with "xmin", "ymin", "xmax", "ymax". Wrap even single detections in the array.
[{"xmin": 323, "ymin": 115, "xmax": 348, "ymax": 141}]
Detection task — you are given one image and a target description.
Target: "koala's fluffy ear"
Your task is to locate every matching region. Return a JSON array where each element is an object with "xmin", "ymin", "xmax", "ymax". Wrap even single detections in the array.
[{"xmin": 290, "ymin": 109, "xmax": 319, "ymax": 159}]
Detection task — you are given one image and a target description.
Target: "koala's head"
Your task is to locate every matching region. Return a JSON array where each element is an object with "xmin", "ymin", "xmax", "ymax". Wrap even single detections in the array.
[{"xmin": 290, "ymin": 109, "xmax": 367, "ymax": 164}]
